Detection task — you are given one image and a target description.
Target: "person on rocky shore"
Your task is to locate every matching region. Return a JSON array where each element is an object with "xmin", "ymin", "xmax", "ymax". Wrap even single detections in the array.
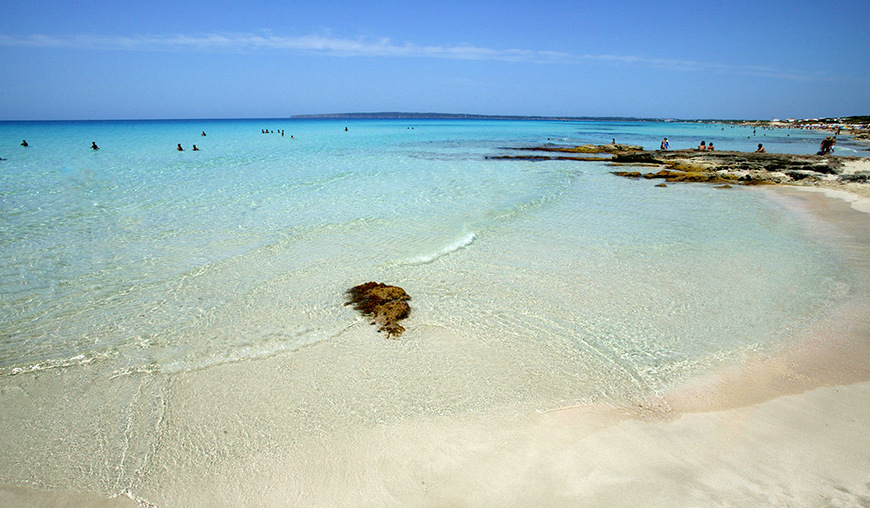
[
  {"xmin": 755, "ymin": 143, "xmax": 766, "ymax": 153},
  {"xmin": 660, "ymin": 138, "xmax": 669, "ymax": 150},
  {"xmin": 698, "ymin": 141, "xmax": 706, "ymax": 150}
]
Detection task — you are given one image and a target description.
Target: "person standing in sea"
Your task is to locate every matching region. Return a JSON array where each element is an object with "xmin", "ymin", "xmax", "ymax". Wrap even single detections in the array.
[{"xmin": 819, "ymin": 136, "xmax": 836, "ymax": 155}]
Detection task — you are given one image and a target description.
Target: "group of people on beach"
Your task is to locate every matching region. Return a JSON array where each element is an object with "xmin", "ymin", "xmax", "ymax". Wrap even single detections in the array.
[
  {"xmin": 658, "ymin": 137, "xmax": 718, "ymax": 151},
  {"xmin": 659, "ymin": 137, "xmax": 766, "ymax": 154}
]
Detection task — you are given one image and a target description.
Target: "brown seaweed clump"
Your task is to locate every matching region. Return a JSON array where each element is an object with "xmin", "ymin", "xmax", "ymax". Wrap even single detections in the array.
[{"xmin": 345, "ymin": 282, "xmax": 411, "ymax": 338}]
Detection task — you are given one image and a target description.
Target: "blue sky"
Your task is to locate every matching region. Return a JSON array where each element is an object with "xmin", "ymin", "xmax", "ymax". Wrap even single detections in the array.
[{"xmin": 1, "ymin": 0, "xmax": 868, "ymax": 120}]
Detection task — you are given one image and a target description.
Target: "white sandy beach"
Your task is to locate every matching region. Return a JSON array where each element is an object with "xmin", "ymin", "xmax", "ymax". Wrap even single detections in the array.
[
  {"xmin": 812, "ymin": 157, "xmax": 870, "ymax": 204},
  {"xmin": 4, "ymin": 322, "xmax": 870, "ymax": 507}
]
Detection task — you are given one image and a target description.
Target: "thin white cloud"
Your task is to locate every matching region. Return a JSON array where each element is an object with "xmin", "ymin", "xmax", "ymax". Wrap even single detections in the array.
[
  {"xmin": 0, "ymin": 32, "xmax": 839, "ymax": 81},
  {"xmin": 0, "ymin": 32, "xmax": 574, "ymax": 61}
]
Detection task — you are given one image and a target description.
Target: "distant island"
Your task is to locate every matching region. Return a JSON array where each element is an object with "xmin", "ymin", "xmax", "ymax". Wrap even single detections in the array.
[
  {"xmin": 290, "ymin": 112, "xmax": 674, "ymax": 122},
  {"xmin": 290, "ymin": 112, "xmax": 870, "ymax": 126}
]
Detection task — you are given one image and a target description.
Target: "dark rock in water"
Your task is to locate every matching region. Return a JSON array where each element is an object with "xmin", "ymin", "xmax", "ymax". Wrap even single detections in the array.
[
  {"xmin": 571, "ymin": 143, "xmax": 645, "ymax": 153},
  {"xmin": 612, "ymin": 152, "xmax": 662, "ymax": 164},
  {"xmin": 613, "ymin": 168, "xmax": 736, "ymax": 184},
  {"xmin": 488, "ymin": 154, "xmax": 611, "ymax": 162},
  {"xmin": 513, "ymin": 143, "xmax": 644, "ymax": 154},
  {"xmin": 612, "ymin": 171, "xmax": 643, "ymax": 178},
  {"xmin": 486, "ymin": 155, "xmax": 554, "ymax": 161},
  {"xmin": 643, "ymin": 169, "xmax": 683, "ymax": 179},
  {"xmin": 345, "ymin": 282, "xmax": 411, "ymax": 338}
]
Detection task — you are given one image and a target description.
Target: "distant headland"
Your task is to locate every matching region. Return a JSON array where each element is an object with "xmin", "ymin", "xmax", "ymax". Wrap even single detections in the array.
[
  {"xmin": 291, "ymin": 112, "xmax": 671, "ymax": 122},
  {"xmin": 290, "ymin": 112, "xmax": 870, "ymax": 125}
]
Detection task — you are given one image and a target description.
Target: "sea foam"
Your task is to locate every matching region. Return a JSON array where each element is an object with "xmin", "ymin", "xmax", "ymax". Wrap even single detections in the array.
[{"xmin": 398, "ymin": 231, "xmax": 476, "ymax": 265}]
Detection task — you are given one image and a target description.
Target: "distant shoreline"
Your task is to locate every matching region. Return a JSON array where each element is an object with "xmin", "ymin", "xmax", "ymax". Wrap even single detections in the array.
[
  {"xmin": 290, "ymin": 112, "xmax": 674, "ymax": 122},
  {"xmin": 291, "ymin": 112, "xmax": 870, "ymax": 124},
  {"xmin": 3, "ymin": 113, "xmax": 867, "ymax": 124}
]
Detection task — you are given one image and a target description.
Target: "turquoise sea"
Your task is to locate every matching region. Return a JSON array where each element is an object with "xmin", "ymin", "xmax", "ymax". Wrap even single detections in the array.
[{"xmin": 1, "ymin": 118, "xmax": 868, "ymax": 504}]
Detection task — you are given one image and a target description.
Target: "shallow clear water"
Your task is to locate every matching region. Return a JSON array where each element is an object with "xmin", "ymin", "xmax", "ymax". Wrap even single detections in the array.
[{"xmin": 0, "ymin": 119, "xmax": 855, "ymax": 385}]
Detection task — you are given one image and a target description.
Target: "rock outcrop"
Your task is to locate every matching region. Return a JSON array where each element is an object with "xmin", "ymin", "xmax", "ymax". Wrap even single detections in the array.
[
  {"xmin": 345, "ymin": 282, "xmax": 411, "ymax": 338},
  {"xmin": 611, "ymin": 150, "xmax": 856, "ymax": 185},
  {"xmin": 613, "ymin": 168, "xmax": 740, "ymax": 184},
  {"xmin": 495, "ymin": 144, "xmax": 869, "ymax": 187},
  {"xmin": 651, "ymin": 150, "xmax": 846, "ymax": 175}
]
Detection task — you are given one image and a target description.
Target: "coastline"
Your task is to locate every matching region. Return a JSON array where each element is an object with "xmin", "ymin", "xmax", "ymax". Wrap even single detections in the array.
[
  {"xmin": 3, "ymin": 185, "xmax": 870, "ymax": 507},
  {"xmin": 812, "ymin": 177, "xmax": 870, "ymax": 206},
  {"xmin": 2, "ymin": 119, "xmax": 870, "ymax": 506}
]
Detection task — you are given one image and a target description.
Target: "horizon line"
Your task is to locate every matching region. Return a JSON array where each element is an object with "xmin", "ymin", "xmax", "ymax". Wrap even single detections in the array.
[
  {"xmin": 0, "ymin": 111, "xmax": 836, "ymax": 123},
  {"xmin": 5, "ymin": 112, "xmax": 852, "ymax": 123}
]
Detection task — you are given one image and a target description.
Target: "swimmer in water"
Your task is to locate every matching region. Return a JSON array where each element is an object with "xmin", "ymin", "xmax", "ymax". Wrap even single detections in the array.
[
  {"xmin": 177, "ymin": 143, "xmax": 184, "ymax": 151},
  {"xmin": 192, "ymin": 144, "xmax": 199, "ymax": 151},
  {"xmin": 91, "ymin": 142, "xmax": 99, "ymax": 150}
]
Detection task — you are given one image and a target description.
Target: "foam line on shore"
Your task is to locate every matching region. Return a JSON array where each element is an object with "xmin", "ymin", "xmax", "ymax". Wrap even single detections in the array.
[{"xmin": 397, "ymin": 231, "xmax": 476, "ymax": 265}]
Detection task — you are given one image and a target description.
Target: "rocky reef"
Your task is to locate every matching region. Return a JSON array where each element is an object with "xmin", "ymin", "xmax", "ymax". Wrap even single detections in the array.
[
  {"xmin": 524, "ymin": 143, "xmax": 645, "ymax": 154},
  {"xmin": 611, "ymin": 168, "xmax": 740, "ymax": 185},
  {"xmin": 494, "ymin": 145, "xmax": 870, "ymax": 187},
  {"xmin": 345, "ymin": 282, "xmax": 411, "ymax": 338},
  {"xmin": 612, "ymin": 150, "xmax": 865, "ymax": 185},
  {"xmin": 488, "ymin": 143, "xmax": 643, "ymax": 161}
]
